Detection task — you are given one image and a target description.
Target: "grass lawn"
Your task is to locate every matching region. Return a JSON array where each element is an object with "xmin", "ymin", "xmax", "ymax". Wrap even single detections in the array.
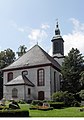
[{"xmin": 19, "ymin": 103, "xmax": 84, "ymax": 117}]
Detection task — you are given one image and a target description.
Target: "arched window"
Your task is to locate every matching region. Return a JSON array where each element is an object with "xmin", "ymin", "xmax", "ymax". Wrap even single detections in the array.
[
  {"xmin": 12, "ymin": 88, "xmax": 18, "ymax": 98},
  {"xmin": 7, "ymin": 72, "xmax": 13, "ymax": 82},
  {"xmin": 37, "ymin": 69, "xmax": 45, "ymax": 86}
]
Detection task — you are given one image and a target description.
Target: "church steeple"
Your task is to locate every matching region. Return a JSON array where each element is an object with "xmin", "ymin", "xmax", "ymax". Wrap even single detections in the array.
[{"xmin": 51, "ymin": 20, "xmax": 64, "ymax": 65}]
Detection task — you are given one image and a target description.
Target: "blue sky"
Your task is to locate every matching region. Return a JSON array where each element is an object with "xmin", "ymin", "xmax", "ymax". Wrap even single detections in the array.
[{"xmin": 0, "ymin": 0, "xmax": 84, "ymax": 55}]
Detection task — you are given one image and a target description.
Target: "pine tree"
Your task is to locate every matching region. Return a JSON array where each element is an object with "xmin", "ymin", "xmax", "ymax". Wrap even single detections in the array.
[{"xmin": 61, "ymin": 48, "xmax": 84, "ymax": 93}]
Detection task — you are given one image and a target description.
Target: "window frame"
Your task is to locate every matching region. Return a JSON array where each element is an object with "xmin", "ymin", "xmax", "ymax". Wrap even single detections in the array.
[
  {"xmin": 7, "ymin": 72, "xmax": 13, "ymax": 82},
  {"xmin": 12, "ymin": 88, "xmax": 18, "ymax": 98},
  {"xmin": 37, "ymin": 69, "xmax": 45, "ymax": 86},
  {"xmin": 28, "ymin": 88, "xmax": 31, "ymax": 95}
]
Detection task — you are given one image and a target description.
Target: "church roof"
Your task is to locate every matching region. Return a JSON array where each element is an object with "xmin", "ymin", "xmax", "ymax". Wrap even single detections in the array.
[
  {"xmin": 3, "ymin": 45, "xmax": 61, "ymax": 71},
  {"xmin": 5, "ymin": 75, "xmax": 35, "ymax": 87}
]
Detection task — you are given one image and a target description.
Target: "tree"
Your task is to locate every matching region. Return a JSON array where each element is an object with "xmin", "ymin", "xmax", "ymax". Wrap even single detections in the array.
[
  {"xmin": 0, "ymin": 48, "xmax": 16, "ymax": 69},
  {"xmin": 61, "ymin": 48, "xmax": 84, "ymax": 93},
  {"xmin": 16, "ymin": 45, "xmax": 27, "ymax": 57}
]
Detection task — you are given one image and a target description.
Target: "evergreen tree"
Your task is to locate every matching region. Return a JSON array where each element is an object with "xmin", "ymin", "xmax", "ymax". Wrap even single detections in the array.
[{"xmin": 61, "ymin": 48, "xmax": 84, "ymax": 93}]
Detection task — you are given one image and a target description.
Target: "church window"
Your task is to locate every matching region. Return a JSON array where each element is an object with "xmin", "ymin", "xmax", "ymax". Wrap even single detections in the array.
[
  {"xmin": 54, "ymin": 71, "xmax": 56, "ymax": 92},
  {"xmin": 7, "ymin": 72, "xmax": 13, "ymax": 82},
  {"xmin": 12, "ymin": 88, "xmax": 18, "ymax": 98},
  {"xmin": 28, "ymin": 88, "xmax": 31, "ymax": 95},
  {"xmin": 22, "ymin": 70, "xmax": 28, "ymax": 76},
  {"xmin": 37, "ymin": 69, "xmax": 45, "ymax": 86}
]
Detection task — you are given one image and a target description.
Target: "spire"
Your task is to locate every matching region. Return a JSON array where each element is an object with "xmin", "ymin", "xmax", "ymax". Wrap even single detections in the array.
[{"xmin": 55, "ymin": 19, "xmax": 60, "ymax": 35}]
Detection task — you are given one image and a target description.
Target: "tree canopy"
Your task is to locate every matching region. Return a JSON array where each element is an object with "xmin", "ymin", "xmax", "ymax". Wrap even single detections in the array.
[
  {"xmin": 0, "ymin": 48, "xmax": 16, "ymax": 69},
  {"xmin": 16, "ymin": 45, "xmax": 27, "ymax": 57},
  {"xmin": 61, "ymin": 48, "xmax": 84, "ymax": 93}
]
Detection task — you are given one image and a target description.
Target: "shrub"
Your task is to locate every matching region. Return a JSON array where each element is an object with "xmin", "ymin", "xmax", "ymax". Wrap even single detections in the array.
[
  {"xmin": 71, "ymin": 100, "xmax": 80, "ymax": 107},
  {"xmin": 49, "ymin": 102, "xmax": 64, "ymax": 109},
  {"xmin": 17, "ymin": 100, "xmax": 26, "ymax": 104},
  {"xmin": 79, "ymin": 90, "xmax": 84, "ymax": 100},
  {"xmin": 52, "ymin": 91, "xmax": 76, "ymax": 107},
  {"xmin": 0, "ymin": 109, "xmax": 29, "ymax": 117},
  {"xmin": 52, "ymin": 91, "xmax": 64, "ymax": 102},
  {"xmin": 38, "ymin": 107, "xmax": 53, "ymax": 111},
  {"xmin": 31, "ymin": 100, "xmax": 43, "ymax": 106},
  {"xmin": 9, "ymin": 101, "xmax": 20, "ymax": 109}
]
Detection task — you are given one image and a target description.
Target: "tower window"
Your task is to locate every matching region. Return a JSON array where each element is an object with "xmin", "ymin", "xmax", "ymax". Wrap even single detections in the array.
[
  {"xmin": 37, "ymin": 69, "xmax": 45, "ymax": 86},
  {"xmin": 7, "ymin": 72, "xmax": 13, "ymax": 82},
  {"xmin": 53, "ymin": 42, "xmax": 59, "ymax": 54}
]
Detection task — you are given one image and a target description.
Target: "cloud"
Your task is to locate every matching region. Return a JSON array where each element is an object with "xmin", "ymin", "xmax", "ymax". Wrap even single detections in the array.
[
  {"xmin": 11, "ymin": 21, "xmax": 49, "ymax": 47},
  {"xmin": 28, "ymin": 29, "xmax": 47, "ymax": 41},
  {"xmin": 10, "ymin": 20, "xmax": 25, "ymax": 33},
  {"xmin": 17, "ymin": 28, "xmax": 24, "ymax": 32},
  {"xmin": 28, "ymin": 24, "xmax": 50, "ymax": 46},
  {"xmin": 63, "ymin": 18, "xmax": 84, "ymax": 55},
  {"xmin": 41, "ymin": 23, "xmax": 50, "ymax": 29}
]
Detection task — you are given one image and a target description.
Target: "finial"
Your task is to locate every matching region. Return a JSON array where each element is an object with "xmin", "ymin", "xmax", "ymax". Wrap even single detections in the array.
[
  {"xmin": 37, "ymin": 41, "xmax": 38, "ymax": 45},
  {"xmin": 56, "ymin": 19, "xmax": 59, "ymax": 28},
  {"xmin": 55, "ymin": 19, "xmax": 60, "ymax": 35}
]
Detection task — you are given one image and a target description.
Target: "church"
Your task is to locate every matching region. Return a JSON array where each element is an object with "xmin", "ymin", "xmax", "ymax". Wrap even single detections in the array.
[{"xmin": 3, "ymin": 22, "xmax": 64, "ymax": 101}]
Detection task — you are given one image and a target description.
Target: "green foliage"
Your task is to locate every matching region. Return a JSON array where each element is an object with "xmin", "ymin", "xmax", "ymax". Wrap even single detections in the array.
[
  {"xmin": 52, "ymin": 91, "xmax": 64, "ymax": 102},
  {"xmin": 38, "ymin": 107, "xmax": 53, "ymax": 111},
  {"xmin": 31, "ymin": 100, "xmax": 43, "ymax": 106},
  {"xmin": 52, "ymin": 91, "xmax": 76, "ymax": 107},
  {"xmin": 49, "ymin": 102, "xmax": 64, "ymax": 109},
  {"xmin": 0, "ymin": 109, "xmax": 29, "ymax": 117},
  {"xmin": 61, "ymin": 48, "xmax": 84, "ymax": 93},
  {"xmin": 16, "ymin": 45, "xmax": 27, "ymax": 57},
  {"xmin": 0, "ymin": 48, "xmax": 16, "ymax": 69},
  {"xmin": 71, "ymin": 100, "xmax": 80, "ymax": 107},
  {"xmin": 79, "ymin": 90, "xmax": 84, "ymax": 100},
  {"xmin": 17, "ymin": 100, "xmax": 26, "ymax": 104}
]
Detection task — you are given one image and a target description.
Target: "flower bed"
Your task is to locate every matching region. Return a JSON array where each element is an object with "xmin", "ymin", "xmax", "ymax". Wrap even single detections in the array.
[{"xmin": 29, "ymin": 105, "xmax": 53, "ymax": 111}]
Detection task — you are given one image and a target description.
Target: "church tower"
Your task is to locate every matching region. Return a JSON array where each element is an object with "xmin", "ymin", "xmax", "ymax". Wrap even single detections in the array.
[{"xmin": 51, "ymin": 20, "xmax": 64, "ymax": 65}]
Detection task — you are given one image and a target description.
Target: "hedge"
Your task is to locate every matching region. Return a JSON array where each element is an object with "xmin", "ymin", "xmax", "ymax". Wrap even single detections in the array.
[
  {"xmin": 38, "ymin": 107, "xmax": 53, "ymax": 111},
  {"xmin": 49, "ymin": 102, "xmax": 64, "ymax": 109},
  {"xmin": 31, "ymin": 100, "xmax": 43, "ymax": 106},
  {"xmin": 0, "ymin": 109, "xmax": 29, "ymax": 117}
]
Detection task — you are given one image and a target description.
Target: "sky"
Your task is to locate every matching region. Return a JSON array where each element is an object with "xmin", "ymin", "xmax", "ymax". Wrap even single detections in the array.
[{"xmin": 0, "ymin": 0, "xmax": 84, "ymax": 56}]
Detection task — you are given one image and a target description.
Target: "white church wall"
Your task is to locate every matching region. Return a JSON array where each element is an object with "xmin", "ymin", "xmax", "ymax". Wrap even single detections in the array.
[
  {"xmin": 3, "ymin": 66, "xmax": 51, "ymax": 100},
  {"xmin": 5, "ymin": 85, "xmax": 24, "ymax": 100},
  {"xmin": 50, "ymin": 67, "xmax": 61, "ymax": 97}
]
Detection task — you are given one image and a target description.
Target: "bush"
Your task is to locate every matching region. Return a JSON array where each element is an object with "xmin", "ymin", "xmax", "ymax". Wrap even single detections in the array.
[
  {"xmin": 49, "ymin": 102, "xmax": 64, "ymax": 109},
  {"xmin": 71, "ymin": 100, "xmax": 80, "ymax": 107},
  {"xmin": 52, "ymin": 91, "xmax": 76, "ymax": 107},
  {"xmin": 17, "ymin": 100, "xmax": 26, "ymax": 104},
  {"xmin": 0, "ymin": 109, "xmax": 29, "ymax": 117},
  {"xmin": 31, "ymin": 100, "xmax": 43, "ymax": 106},
  {"xmin": 52, "ymin": 91, "xmax": 64, "ymax": 102},
  {"xmin": 79, "ymin": 90, "xmax": 84, "ymax": 100},
  {"xmin": 38, "ymin": 107, "xmax": 53, "ymax": 111}
]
